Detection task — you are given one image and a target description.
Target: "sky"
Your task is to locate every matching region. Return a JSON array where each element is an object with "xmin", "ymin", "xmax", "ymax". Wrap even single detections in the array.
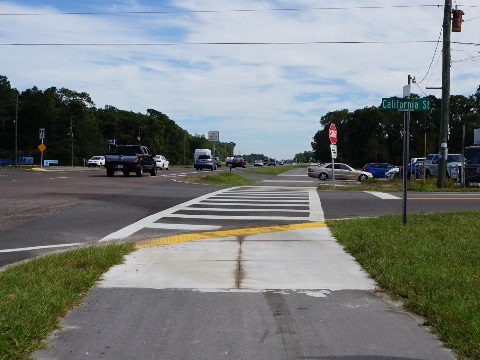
[{"xmin": 1, "ymin": 1, "xmax": 480, "ymax": 160}]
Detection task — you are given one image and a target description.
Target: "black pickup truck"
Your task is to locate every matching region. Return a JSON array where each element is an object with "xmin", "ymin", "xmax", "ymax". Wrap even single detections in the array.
[{"xmin": 104, "ymin": 145, "xmax": 157, "ymax": 177}]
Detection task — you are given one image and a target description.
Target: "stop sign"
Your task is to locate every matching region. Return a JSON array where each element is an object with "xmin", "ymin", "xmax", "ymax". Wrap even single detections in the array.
[{"xmin": 329, "ymin": 123, "xmax": 337, "ymax": 145}]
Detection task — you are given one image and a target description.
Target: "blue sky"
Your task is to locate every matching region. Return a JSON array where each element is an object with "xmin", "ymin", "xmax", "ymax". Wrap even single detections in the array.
[{"xmin": 1, "ymin": 1, "xmax": 480, "ymax": 160}]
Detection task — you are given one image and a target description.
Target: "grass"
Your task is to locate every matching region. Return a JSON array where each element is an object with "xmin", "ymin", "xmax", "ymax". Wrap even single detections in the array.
[
  {"xmin": 327, "ymin": 211, "xmax": 480, "ymax": 359},
  {"xmin": 243, "ymin": 164, "xmax": 298, "ymax": 175},
  {"xmin": 183, "ymin": 171, "xmax": 258, "ymax": 186},
  {"xmin": 0, "ymin": 243, "xmax": 134, "ymax": 360},
  {"xmin": 181, "ymin": 164, "xmax": 300, "ymax": 186}
]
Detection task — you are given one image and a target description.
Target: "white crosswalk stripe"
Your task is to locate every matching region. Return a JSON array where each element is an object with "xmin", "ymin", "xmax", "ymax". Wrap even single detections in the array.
[{"xmin": 100, "ymin": 187, "xmax": 323, "ymax": 241}]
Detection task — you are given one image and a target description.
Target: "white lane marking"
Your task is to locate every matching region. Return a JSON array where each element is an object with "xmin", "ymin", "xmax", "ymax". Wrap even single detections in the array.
[
  {"xmin": 180, "ymin": 207, "xmax": 309, "ymax": 213},
  {"xmin": 145, "ymin": 223, "xmax": 221, "ymax": 230},
  {"xmin": 99, "ymin": 187, "xmax": 238, "ymax": 242},
  {"xmin": 0, "ymin": 243, "xmax": 83, "ymax": 253},
  {"xmin": 309, "ymin": 188, "xmax": 325, "ymax": 221},
  {"xmin": 199, "ymin": 201, "xmax": 307, "ymax": 207},
  {"xmin": 164, "ymin": 214, "xmax": 310, "ymax": 221},
  {"xmin": 200, "ymin": 198, "xmax": 309, "ymax": 203},
  {"xmin": 365, "ymin": 191, "xmax": 401, "ymax": 199}
]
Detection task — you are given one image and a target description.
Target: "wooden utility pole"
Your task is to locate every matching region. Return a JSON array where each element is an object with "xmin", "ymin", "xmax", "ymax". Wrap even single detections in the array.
[{"xmin": 438, "ymin": 0, "xmax": 451, "ymax": 188}]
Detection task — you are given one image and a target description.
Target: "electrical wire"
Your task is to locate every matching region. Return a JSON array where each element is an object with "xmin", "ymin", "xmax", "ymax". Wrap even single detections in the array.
[
  {"xmin": 0, "ymin": 40, "xmax": 446, "ymax": 46},
  {"xmin": 416, "ymin": 27, "xmax": 443, "ymax": 84},
  {"xmin": 0, "ymin": 5, "xmax": 456, "ymax": 16}
]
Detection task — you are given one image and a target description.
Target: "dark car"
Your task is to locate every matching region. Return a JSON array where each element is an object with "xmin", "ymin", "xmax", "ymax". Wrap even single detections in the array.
[
  {"xmin": 362, "ymin": 163, "xmax": 396, "ymax": 178},
  {"xmin": 465, "ymin": 152, "xmax": 480, "ymax": 185},
  {"xmin": 195, "ymin": 154, "xmax": 216, "ymax": 171},
  {"xmin": 231, "ymin": 156, "xmax": 246, "ymax": 168},
  {"xmin": 268, "ymin": 158, "xmax": 276, "ymax": 166}
]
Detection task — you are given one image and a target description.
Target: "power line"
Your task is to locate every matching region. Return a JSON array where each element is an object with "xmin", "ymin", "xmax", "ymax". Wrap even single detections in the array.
[
  {"xmin": 1, "ymin": 4, "xmax": 477, "ymax": 16},
  {"xmin": 416, "ymin": 27, "xmax": 443, "ymax": 84},
  {"xmin": 0, "ymin": 40, "xmax": 446, "ymax": 46}
]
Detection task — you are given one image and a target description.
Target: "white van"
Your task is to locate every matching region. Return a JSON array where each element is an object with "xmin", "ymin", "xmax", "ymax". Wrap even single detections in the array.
[{"xmin": 194, "ymin": 149, "xmax": 211, "ymax": 163}]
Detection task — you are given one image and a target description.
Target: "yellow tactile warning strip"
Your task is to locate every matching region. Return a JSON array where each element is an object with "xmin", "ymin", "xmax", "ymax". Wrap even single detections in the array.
[{"xmin": 135, "ymin": 222, "xmax": 327, "ymax": 249}]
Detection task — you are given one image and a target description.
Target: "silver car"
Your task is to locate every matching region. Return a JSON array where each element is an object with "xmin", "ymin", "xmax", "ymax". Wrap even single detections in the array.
[{"xmin": 307, "ymin": 163, "xmax": 373, "ymax": 182}]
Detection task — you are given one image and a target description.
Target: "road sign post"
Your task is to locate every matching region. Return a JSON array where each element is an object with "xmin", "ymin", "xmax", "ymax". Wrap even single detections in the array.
[
  {"xmin": 208, "ymin": 131, "xmax": 219, "ymax": 170},
  {"xmin": 38, "ymin": 142, "xmax": 46, "ymax": 169},
  {"xmin": 381, "ymin": 83, "xmax": 431, "ymax": 224},
  {"xmin": 329, "ymin": 124, "xmax": 337, "ymax": 188}
]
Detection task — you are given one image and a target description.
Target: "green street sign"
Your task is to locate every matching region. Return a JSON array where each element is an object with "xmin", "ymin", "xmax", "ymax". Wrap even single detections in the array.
[{"xmin": 381, "ymin": 97, "xmax": 431, "ymax": 112}]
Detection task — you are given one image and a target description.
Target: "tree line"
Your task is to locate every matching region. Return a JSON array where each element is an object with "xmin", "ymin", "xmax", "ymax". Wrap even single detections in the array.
[
  {"xmin": 311, "ymin": 87, "xmax": 480, "ymax": 167},
  {"xmin": 1, "ymin": 74, "xmax": 479, "ymax": 167},
  {"xmin": 0, "ymin": 75, "xmax": 236, "ymax": 166}
]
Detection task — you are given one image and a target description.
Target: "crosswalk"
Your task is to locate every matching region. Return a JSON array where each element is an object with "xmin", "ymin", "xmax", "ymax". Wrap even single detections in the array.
[{"xmin": 100, "ymin": 187, "xmax": 324, "ymax": 242}]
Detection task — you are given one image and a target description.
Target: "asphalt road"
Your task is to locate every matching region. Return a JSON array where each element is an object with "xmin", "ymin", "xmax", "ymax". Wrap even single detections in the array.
[
  {"xmin": 0, "ymin": 166, "xmax": 221, "ymax": 267},
  {"xmin": 2, "ymin": 166, "xmax": 480, "ymax": 268}
]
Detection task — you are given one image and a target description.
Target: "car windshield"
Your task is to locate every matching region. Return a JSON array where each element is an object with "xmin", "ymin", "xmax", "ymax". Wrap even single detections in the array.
[
  {"xmin": 447, "ymin": 154, "xmax": 462, "ymax": 162},
  {"xmin": 198, "ymin": 155, "xmax": 210, "ymax": 159},
  {"xmin": 91, "ymin": 156, "xmax": 101, "ymax": 160}
]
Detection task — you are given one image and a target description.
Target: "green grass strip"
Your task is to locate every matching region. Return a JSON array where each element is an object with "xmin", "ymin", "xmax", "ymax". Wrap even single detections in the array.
[
  {"xmin": 0, "ymin": 243, "xmax": 134, "ymax": 360},
  {"xmin": 327, "ymin": 211, "xmax": 480, "ymax": 359},
  {"xmin": 184, "ymin": 171, "xmax": 258, "ymax": 186}
]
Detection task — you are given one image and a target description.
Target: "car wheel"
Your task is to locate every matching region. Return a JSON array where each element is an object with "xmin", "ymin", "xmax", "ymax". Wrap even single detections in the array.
[
  {"xmin": 150, "ymin": 165, "xmax": 157, "ymax": 176},
  {"xmin": 106, "ymin": 169, "xmax": 115, "ymax": 177},
  {"xmin": 136, "ymin": 164, "xmax": 144, "ymax": 177},
  {"xmin": 358, "ymin": 174, "xmax": 368, "ymax": 182},
  {"xmin": 319, "ymin": 172, "xmax": 328, "ymax": 181}
]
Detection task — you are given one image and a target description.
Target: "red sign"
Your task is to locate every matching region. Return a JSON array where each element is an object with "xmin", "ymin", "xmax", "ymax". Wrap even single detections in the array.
[{"xmin": 329, "ymin": 123, "xmax": 337, "ymax": 144}]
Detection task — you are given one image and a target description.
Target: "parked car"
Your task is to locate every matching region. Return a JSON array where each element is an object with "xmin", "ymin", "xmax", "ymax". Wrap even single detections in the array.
[
  {"xmin": 195, "ymin": 154, "xmax": 216, "ymax": 171},
  {"xmin": 154, "ymin": 155, "xmax": 169, "ymax": 170},
  {"xmin": 214, "ymin": 156, "xmax": 222, "ymax": 168},
  {"xmin": 385, "ymin": 166, "xmax": 401, "ymax": 179},
  {"xmin": 308, "ymin": 163, "xmax": 373, "ymax": 182},
  {"xmin": 362, "ymin": 163, "xmax": 396, "ymax": 178},
  {"xmin": 226, "ymin": 156, "xmax": 234, "ymax": 166},
  {"xmin": 425, "ymin": 153, "xmax": 463, "ymax": 179},
  {"xmin": 231, "ymin": 156, "xmax": 246, "ymax": 168},
  {"xmin": 464, "ymin": 146, "xmax": 480, "ymax": 185},
  {"xmin": 87, "ymin": 156, "xmax": 105, "ymax": 167},
  {"xmin": 407, "ymin": 158, "xmax": 425, "ymax": 179},
  {"xmin": 254, "ymin": 159, "xmax": 264, "ymax": 166}
]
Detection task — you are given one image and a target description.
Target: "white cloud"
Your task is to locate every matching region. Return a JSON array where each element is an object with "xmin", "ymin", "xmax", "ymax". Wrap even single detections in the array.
[{"xmin": 1, "ymin": 0, "xmax": 479, "ymax": 159}]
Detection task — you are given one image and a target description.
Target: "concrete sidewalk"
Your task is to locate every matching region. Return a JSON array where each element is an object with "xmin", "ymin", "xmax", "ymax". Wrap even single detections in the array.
[{"xmin": 97, "ymin": 223, "xmax": 376, "ymax": 291}]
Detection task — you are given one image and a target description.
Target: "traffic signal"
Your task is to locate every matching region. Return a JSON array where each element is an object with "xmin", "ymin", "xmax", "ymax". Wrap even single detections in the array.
[{"xmin": 452, "ymin": 9, "xmax": 464, "ymax": 32}]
